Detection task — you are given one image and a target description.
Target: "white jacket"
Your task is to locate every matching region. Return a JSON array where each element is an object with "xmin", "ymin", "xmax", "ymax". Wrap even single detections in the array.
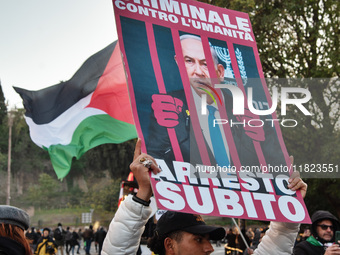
[
  {"xmin": 254, "ymin": 221, "xmax": 300, "ymax": 255},
  {"xmin": 102, "ymin": 195, "xmax": 300, "ymax": 255},
  {"xmin": 101, "ymin": 195, "xmax": 153, "ymax": 255}
]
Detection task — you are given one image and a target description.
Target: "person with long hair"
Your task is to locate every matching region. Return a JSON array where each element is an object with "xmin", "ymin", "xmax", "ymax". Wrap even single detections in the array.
[{"xmin": 0, "ymin": 205, "xmax": 32, "ymax": 255}]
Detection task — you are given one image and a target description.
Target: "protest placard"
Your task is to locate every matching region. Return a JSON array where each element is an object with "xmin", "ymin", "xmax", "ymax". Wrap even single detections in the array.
[{"xmin": 113, "ymin": 0, "xmax": 311, "ymax": 223}]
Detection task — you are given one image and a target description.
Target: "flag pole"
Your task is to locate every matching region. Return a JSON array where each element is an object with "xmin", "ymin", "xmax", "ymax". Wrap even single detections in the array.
[{"xmin": 231, "ymin": 218, "xmax": 250, "ymax": 249}]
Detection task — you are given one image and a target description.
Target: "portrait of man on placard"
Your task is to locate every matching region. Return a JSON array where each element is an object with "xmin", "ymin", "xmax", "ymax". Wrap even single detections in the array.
[{"xmin": 147, "ymin": 32, "xmax": 285, "ymax": 178}]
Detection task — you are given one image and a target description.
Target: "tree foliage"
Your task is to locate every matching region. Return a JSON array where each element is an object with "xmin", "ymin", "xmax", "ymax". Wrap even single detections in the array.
[
  {"xmin": 82, "ymin": 179, "xmax": 121, "ymax": 212},
  {"xmin": 201, "ymin": 0, "xmax": 340, "ymax": 217},
  {"xmin": 84, "ymin": 140, "xmax": 136, "ymax": 180},
  {"xmin": 0, "ymin": 83, "xmax": 7, "ymax": 125},
  {"xmin": 26, "ymin": 173, "xmax": 60, "ymax": 208},
  {"xmin": 11, "ymin": 109, "xmax": 49, "ymax": 175},
  {"xmin": 0, "ymin": 84, "xmax": 8, "ymax": 159}
]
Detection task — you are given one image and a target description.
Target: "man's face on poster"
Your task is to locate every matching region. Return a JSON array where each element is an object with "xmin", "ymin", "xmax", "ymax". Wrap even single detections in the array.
[{"xmin": 175, "ymin": 37, "xmax": 224, "ymax": 104}]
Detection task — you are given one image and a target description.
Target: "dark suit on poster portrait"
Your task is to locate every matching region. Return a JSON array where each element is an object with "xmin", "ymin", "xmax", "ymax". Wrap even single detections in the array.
[{"xmin": 146, "ymin": 88, "xmax": 285, "ymax": 171}]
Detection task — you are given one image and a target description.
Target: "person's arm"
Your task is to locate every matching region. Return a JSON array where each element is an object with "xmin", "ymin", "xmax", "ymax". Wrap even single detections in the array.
[
  {"xmin": 253, "ymin": 221, "xmax": 300, "ymax": 255},
  {"xmin": 101, "ymin": 139, "xmax": 160, "ymax": 255},
  {"xmin": 252, "ymin": 170, "xmax": 308, "ymax": 255}
]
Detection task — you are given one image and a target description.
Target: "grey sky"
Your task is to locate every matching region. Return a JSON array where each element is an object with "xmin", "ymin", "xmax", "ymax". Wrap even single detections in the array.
[{"xmin": 0, "ymin": 0, "xmax": 117, "ymax": 108}]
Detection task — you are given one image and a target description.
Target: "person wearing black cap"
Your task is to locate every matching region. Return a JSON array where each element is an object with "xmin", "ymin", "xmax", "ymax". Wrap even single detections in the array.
[
  {"xmin": 293, "ymin": 210, "xmax": 340, "ymax": 255},
  {"xmin": 34, "ymin": 228, "xmax": 57, "ymax": 255},
  {"xmin": 0, "ymin": 205, "xmax": 31, "ymax": 255},
  {"xmin": 147, "ymin": 211, "xmax": 225, "ymax": 254},
  {"xmin": 102, "ymin": 139, "xmax": 308, "ymax": 255}
]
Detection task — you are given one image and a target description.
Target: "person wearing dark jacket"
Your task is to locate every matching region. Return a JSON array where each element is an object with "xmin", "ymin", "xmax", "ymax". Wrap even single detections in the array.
[
  {"xmin": 95, "ymin": 227, "xmax": 107, "ymax": 255},
  {"xmin": 0, "ymin": 205, "xmax": 31, "ymax": 255},
  {"xmin": 83, "ymin": 225, "xmax": 94, "ymax": 255},
  {"xmin": 67, "ymin": 229, "xmax": 79, "ymax": 255},
  {"xmin": 26, "ymin": 227, "xmax": 39, "ymax": 252},
  {"xmin": 64, "ymin": 227, "xmax": 72, "ymax": 255},
  {"xmin": 293, "ymin": 210, "xmax": 340, "ymax": 255},
  {"xmin": 53, "ymin": 223, "xmax": 66, "ymax": 255}
]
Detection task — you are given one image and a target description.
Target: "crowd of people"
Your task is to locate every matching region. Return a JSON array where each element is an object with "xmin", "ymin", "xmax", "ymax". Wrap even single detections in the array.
[
  {"xmin": 219, "ymin": 209, "xmax": 340, "ymax": 255},
  {"xmin": 100, "ymin": 139, "xmax": 339, "ymax": 255},
  {"xmin": 222, "ymin": 225, "xmax": 267, "ymax": 254},
  {"xmin": 0, "ymin": 209, "xmax": 107, "ymax": 255},
  {"xmin": 0, "ymin": 139, "xmax": 340, "ymax": 255},
  {"xmin": 26, "ymin": 223, "xmax": 107, "ymax": 255}
]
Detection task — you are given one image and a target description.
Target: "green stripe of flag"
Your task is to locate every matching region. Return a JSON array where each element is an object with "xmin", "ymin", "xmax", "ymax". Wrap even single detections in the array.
[{"xmin": 44, "ymin": 114, "xmax": 137, "ymax": 179}]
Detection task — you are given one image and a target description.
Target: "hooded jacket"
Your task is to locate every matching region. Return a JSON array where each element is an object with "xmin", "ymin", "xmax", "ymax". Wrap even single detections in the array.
[
  {"xmin": 311, "ymin": 210, "xmax": 340, "ymax": 243},
  {"xmin": 293, "ymin": 210, "xmax": 340, "ymax": 255}
]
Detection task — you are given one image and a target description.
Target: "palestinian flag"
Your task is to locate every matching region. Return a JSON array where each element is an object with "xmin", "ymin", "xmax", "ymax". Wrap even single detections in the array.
[{"xmin": 14, "ymin": 41, "xmax": 137, "ymax": 179}]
